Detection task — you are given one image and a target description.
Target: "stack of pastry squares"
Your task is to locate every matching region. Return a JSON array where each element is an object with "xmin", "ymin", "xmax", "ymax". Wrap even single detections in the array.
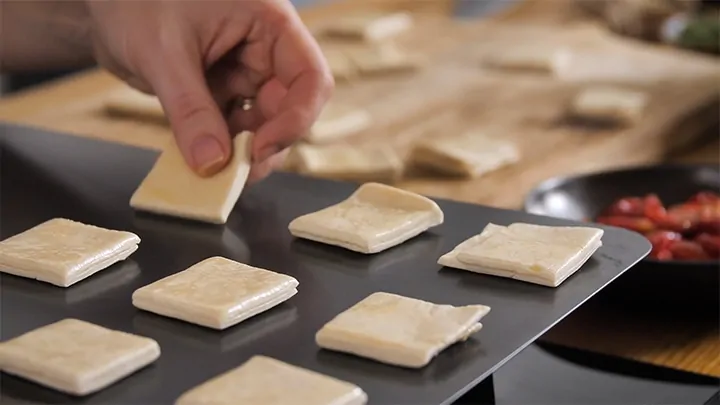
[
  {"xmin": 289, "ymin": 183, "xmax": 444, "ymax": 254},
  {"xmin": 439, "ymin": 223, "xmax": 604, "ymax": 287}
]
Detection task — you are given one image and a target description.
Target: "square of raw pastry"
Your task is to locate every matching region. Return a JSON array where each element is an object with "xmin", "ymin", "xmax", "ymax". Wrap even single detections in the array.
[
  {"xmin": 315, "ymin": 292, "xmax": 491, "ymax": 368},
  {"xmin": 439, "ymin": 223, "xmax": 604, "ymax": 287},
  {"xmin": 409, "ymin": 133, "xmax": 519, "ymax": 177},
  {"xmin": 292, "ymin": 143, "xmax": 403, "ymax": 183},
  {"xmin": 104, "ymin": 86, "xmax": 165, "ymax": 121},
  {"xmin": 483, "ymin": 46, "xmax": 571, "ymax": 75},
  {"xmin": 0, "ymin": 319, "xmax": 160, "ymax": 396},
  {"xmin": 306, "ymin": 104, "xmax": 372, "ymax": 144},
  {"xmin": 0, "ymin": 218, "xmax": 140, "ymax": 287},
  {"xmin": 130, "ymin": 131, "xmax": 252, "ymax": 224},
  {"xmin": 288, "ymin": 183, "xmax": 444, "ymax": 254},
  {"xmin": 132, "ymin": 256, "xmax": 299, "ymax": 330},
  {"xmin": 322, "ymin": 12, "xmax": 413, "ymax": 42},
  {"xmin": 569, "ymin": 87, "xmax": 648, "ymax": 124},
  {"xmin": 175, "ymin": 355, "xmax": 367, "ymax": 405}
]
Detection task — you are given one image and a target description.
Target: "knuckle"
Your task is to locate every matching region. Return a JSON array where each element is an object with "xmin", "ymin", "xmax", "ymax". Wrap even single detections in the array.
[{"xmin": 169, "ymin": 91, "xmax": 212, "ymax": 124}]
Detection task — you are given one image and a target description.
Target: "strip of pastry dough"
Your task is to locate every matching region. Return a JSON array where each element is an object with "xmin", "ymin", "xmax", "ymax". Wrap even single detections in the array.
[
  {"xmin": 315, "ymin": 292, "xmax": 491, "ymax": 368},
  {"xmin": 0, "ymin": 218, "xmax": 140, "ymax": 287},
  {"xmin": 306, "ymin": 104, "xmax": 372, "ymax": 144},
  {"xmin": 175, "ymin": 355, "xmax": 367, "ymax": 405},
  {"xmin": 483, "ymin": 46, "xmax": 571, "ymax": 76},
  {"xmin": 292, "ymin": 143, "xmax": 403, "ymax": 183},
  {"xmin": 0, "ymin": 319, "xmax": 160, "ymax": 396},
  {"xmin": 439, "ymin": 223, "xmax": 604, "ymax": 287},
  {"xmin": 569, "ymin": 86, "xmax": 648, "ymax": 124},
  {"xmin": 130, "ymin": 132, "xmax": 252, "ymax": 224},
  {"xmin": 322, "ymin": 12, "xmax": 413, "ymax": 42},
  {"xmin": 132, "ymin": 256, "xmax": 299, "ymax": 330},
  {"xmin": 289, "ymin": 183, "xmax": 444, "ymax": 254},
  {"xmin": 104, "ymin": 87, "xmax": 165, "ymax": 121},
  {"xmin": 409, "ymin": 133, "xmax": 520, "ymax": 177}
]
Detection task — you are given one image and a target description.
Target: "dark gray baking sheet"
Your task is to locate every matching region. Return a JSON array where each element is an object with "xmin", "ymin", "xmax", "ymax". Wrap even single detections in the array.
[{"xmin": 0, "ymin": 123, "xmax": 650, "ymax": 405}]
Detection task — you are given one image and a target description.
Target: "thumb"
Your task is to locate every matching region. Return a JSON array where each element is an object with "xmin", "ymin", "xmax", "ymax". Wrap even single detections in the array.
[{"xmin": 147, "ymin": 53, "xmax": 232, "ymax": 178}]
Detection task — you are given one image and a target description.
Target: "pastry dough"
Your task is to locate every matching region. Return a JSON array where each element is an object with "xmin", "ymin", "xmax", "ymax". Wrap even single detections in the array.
[
  {"xmin": 322, "ymin": 48, "xmax": 358, "ymax": 82},
  {"xmin": 409, "ymin": 133, "xmax": 519, "ymax": 177},
  {"xmin": 306, "ymin": 104, "xmax": 372, "ymax": 144},
  {"xmin": 176, "ymin": 355, "xmax": 367, "ymax": 405},
  {"xmin": 349, "ymin": 44, "xmax": 422, "ymax": 76},
  {"xmin": 322, "ymin": 12, "xmax": 413, "ymax": 43},
  {"xmin": 0, "ymin": 218, "xmax": 140, "ymax": 287},
  {"xmin": 288, "ymin": 183, "xmax": 444, "ymax": 254},
  {"xmin": 438, "ymin": 223, "xmax": 604, "ymax": 287},
  {"xmin": 315, "ymin": 292, "xmax": 491, "ymax": 368},
  {"xmin": 292, "ymin": 143, "xmax": 403, "ymax": 183},
  {"xmin": 105, "ymin": 87, "xmax": 165, "ymax": 121},
  {"xmin": 484, "ymin": 46, "xmax": 571, "ymax": 75},
  {"xmin": 0, "ymin": 319, "xmax": 160, "ymax": 396},
  {"xmin": 569, "ymin": 87, "xmax": 648, "ymax": 124},
  {"xmin": 130, "ymin": 132, "xmax": 252, "ymax": 224},
  {"xmin": 132, "ymin": 256, "xmax": 299, "ymax": 330}
]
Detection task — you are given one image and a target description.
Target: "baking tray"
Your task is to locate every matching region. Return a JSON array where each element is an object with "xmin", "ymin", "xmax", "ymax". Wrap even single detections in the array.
[{"xmin": 0, "ymin": 124, "xmax": 651, "ymax": 405}]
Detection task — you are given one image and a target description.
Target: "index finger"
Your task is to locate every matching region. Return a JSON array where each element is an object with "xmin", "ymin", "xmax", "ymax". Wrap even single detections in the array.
[{"xmin": 252, "ymin": 10, "xmax": 334, "ymax": 162}]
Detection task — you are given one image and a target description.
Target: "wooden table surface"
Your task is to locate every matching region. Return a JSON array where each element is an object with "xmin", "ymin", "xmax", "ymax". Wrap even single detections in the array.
[{"xmin": 0, "ymin": 0, "xmax": 718, "ymax": 380}]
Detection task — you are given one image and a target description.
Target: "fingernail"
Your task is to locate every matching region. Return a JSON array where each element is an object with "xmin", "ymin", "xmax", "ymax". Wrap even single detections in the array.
[{"xmin": 192, "ymin": 135, "xmax": 226, "ymax": 177}]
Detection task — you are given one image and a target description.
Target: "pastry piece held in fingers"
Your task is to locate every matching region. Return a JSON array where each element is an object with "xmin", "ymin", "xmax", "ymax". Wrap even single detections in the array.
[
  {"xmin": 130, "ymin": 131, "xmax": 252, "ymax": 224},
  {"xmin": 292, "ymin": 143, "xmax": 403, "ymax": 183},
  {"xmin": 315, "ymin": 292, "xmax": 491, "ymax": 368},
  {"xmin": 409, "ymin": 133, "xmax": 520, "ymax": 178},
  {"xmin": 175, "ymin": 355, "xmax": 367, "ymax": 405},
  {"xmin": 0, "ymin": 319, "xmax": 160, "ymax": 396},
  {"xmin": 132, "ymin": 256, "xmax": 298, "ymax": 330},
  {"xmin": 569, "ymin": 86, "xmax": 648, "ymax": 124},
  {"xmin": 439, "ymin": 223, "xmax": 604, "ymax": 287},
  {"xmin": 322, "ymin": 12, "xmax": 413, "ymax": 43},
  {"xmin": 483, "ymin": 46, "xmax": 571, "ymax": 75},
  {"xmin": 289, "ymin": 183, "xmax": 444, "ymax": 254},
  {"xmin": 306, "ymin": 104, "xmax": 372, "ymax": 144},
  {"xmin": 0, "ymin": 218, "xmax": 140, "ymax": 287},
  {"xmin": 104, "ymin": 87, "xmax": 165, "ymax": 122}
]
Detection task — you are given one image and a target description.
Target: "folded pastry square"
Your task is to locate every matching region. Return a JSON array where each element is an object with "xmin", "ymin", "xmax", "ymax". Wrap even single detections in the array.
[
  {"xmin": 409, "ymin": 133, "xmax": 520, "ymax": 177},
  {"xmin": 0, "ymin": 218, "xmax": 140, "ymax": 287},
  {"xmin": 0, "ymin": 319, "xmax": 160, "ymax": 396},
  {"xmin": 175, "ymin": 355, "xmax": 367, "ymax": 405},
  {"xmin": 288, "ymin": 183, "xmax": 444, "ymax": 254},
  {"xmin": 132, "ymin": 256, "xmax": 298, "ymax": 330},
  {"xmin": 130, "ymin": 131, "xmax": 252, "ymax": 224},
  {"xmin": 322, "ymin": 12, "xmax": 413, "ymax": 42},
  {"xmin": 483, "ymin": 46, "xmax": 571, "ymax": 75},
  {"xmin": 104, "ymin": 87, "xmax": 165, "ymax": 121},
  {"xmin": 569, "ymin": 87, "xmax": 648, "ymax": 124},
  {"xmin": 439, "ymin": 223, "xmax": 604, "ymax": 287},
  {"xmin": 315, "ymin": 292, "xmax": 491, "ymax": 368},
  {"xmin": 306, "ymin": 104, "xmax": 372, "ymax": 144},
  {"xmin": 292, "ymin": 143, "xmax": 403, "ymax": 183}
]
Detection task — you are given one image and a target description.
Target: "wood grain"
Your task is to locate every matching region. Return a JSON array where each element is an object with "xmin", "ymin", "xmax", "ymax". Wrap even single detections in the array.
[{"xmin": 0, "ymin": 0, "xmax": 718, "ymax": 378}]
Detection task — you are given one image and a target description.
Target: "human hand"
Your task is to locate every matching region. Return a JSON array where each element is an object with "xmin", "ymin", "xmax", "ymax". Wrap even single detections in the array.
[{"xmin": 86, "ymin": 0, "xmax": 333, "ymax": 181}]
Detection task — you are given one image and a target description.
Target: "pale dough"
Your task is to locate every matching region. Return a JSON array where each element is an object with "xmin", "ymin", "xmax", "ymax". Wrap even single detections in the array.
[
  {"xmin": 132, "ymin": 256, "xmax": 299, "ymax": 330},
  {"xmin": 322, "ymin": 12, "xmax": 413, "ymax": 43},
  {"xmin": 292, "ymin": 143, "xmax": 403, "ymax": 183},
  {"xmin": 306, "ymin": 104, "xmax": 372, "ymax": 144},
  {"xmin": 409, "ymin": 133, "xmax": 520, "ymax": 177},
  {"xmin": 438, "ymin": 223, "xmax": 604, "ymax": 287},
  {"xmin": 130, "ymin": 132, "xmax": 252, "ymax": 224},
  {"xmin": 175, "ymin": 355, "xmax": 367, "ymax": 405},
  {"xmin": 104, "ymin": 87, "xmax": 165, "ymax": 121},
  {"xmin": 0, "ymin": 218, "xmax": 140, "ymax": 287},
  {"xmin": 0, "ymin": 319, "xmax": 160, "ymax": 396},
  {"xmin": 484, "ymin": 46, "xmax": 571, "ymax": 75},
  {"xmin": 288, "ymin": 183, "xmax": 444, "ymax": 254},
  {"xmin": 569, "ymin": 86, "xmax": 648, "ymax": 124},
  {"xmin": 315, "ymin": 292, "xmax": 491, "ymax": 368},
  {"xmin": 348, "ymin": 44, "xmax": 422, "ymax": 76}
]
